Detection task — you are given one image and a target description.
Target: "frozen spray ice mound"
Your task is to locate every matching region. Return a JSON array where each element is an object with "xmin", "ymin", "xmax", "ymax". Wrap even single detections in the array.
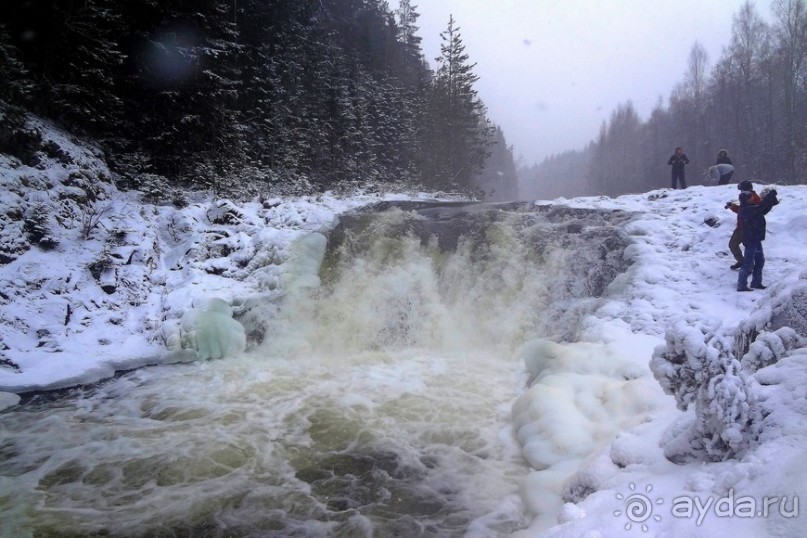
[{"xmin": 163, "ymin": 298, "xmax": 246, "ymax": 360}]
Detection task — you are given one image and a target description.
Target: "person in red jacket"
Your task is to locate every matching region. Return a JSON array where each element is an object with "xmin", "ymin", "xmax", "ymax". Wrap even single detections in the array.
[
  {"xmin": 737, "ymin": 187, "xmax": 779, "ymax": 291},
  {"xmin": 725, "ymin": 180, "xmax": 761, "ymax": 270}
]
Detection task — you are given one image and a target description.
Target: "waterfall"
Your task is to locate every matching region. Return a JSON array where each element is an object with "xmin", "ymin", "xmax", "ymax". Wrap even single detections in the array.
[{"xmin": 0, "ymin": 200, "xmax": 632, "ymax": 538}]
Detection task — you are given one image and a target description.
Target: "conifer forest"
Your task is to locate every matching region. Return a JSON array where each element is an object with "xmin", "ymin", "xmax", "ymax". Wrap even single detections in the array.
[
  {"xmin": 2, "ymin": 0, "xmax": 806, "ymax": 201},
  {"xmin": 0, "ymin": 0, "xmax": 518, "ymax": 200}
]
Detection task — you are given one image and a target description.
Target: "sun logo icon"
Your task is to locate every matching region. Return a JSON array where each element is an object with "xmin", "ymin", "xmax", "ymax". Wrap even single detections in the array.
[{"xmin": 614, "ymin": 482, "xmax": 664, "ymax": 532}]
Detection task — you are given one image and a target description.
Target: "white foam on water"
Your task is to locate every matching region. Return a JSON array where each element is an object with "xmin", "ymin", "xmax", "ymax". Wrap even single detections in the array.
[{"xmin": 0, "ymin": 204, "xmax": 632, "ymax": 536}]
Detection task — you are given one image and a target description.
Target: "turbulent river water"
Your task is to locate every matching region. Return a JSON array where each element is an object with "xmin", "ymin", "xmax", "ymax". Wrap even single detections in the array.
[{"xmin": 0, "ymin": 201, "xmax": 632, "ymax": 537}]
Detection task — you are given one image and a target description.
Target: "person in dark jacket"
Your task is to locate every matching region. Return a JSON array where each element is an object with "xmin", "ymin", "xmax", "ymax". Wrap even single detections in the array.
[
  {"xmin": 737, "ymin": 188, "xmax": 779, "ymax": 292},
  {"xmin": 725, "ymin": 180, "xmax": 761, "ymax": 269},
  {"xmin": 716, "ymin": 149, "xmax": 733, "ymax": 165},
  {"xmin": 667, "ymin": 147, "xmax": 689, "ymax": 189},
  {"xmin": 714, "ymin": 149, "xmax": 734, "ymax": 184}
]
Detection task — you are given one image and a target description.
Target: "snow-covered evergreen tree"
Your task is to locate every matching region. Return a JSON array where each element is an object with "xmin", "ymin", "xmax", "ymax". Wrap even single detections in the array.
[
  {"xmin": 429, "ymin": 15, "xmax": 491, "ymax": 191},
  {"xmin": 650, "ymin": 321, "xmax": 763, "ymax": 462}
]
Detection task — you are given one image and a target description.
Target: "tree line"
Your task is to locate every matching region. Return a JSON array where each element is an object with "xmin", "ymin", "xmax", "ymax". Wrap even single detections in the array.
[
  {"xmin": 521, "ymin": 0, "xmax": 807, "ymax": 200},
  {"xmin": 0, "ymin": 0, "xmax": 518, "ymax": 199}
]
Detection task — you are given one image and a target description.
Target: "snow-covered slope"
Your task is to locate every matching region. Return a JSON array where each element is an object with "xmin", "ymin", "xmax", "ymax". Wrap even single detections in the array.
[
  {"xmin": 514, "ymin": 187, "xmax": 807, "ymax": 537},
  {"xmin": 0, "ymin": 118, "xmax": 405, "ymax": 399}
]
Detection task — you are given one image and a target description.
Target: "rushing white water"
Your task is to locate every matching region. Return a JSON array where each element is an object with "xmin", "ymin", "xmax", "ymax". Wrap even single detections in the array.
[{"xmin": 0, "ymin": 201, "xmax": 631, "ymax": 537}]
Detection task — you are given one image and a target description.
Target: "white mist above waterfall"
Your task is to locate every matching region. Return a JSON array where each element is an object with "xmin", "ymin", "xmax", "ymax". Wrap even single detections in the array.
[{"xmin": 259, "ymin": 204, "xmax": 628, "ymax": 360}]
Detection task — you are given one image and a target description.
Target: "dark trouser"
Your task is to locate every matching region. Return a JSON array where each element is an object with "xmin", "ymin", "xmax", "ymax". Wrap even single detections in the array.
[
  {"xmin": 729, "ymin": 227, "xmax": 743, "ymax": 264},
  {"xmin": 671, "ymin": 170, "xmax": 686, "ymax": 189},
  {"xmin": 718, "ymin": 171, "xmax": 734, "ymax": 185},
  {"xmin": 737, "ymin": 239, "xmax": 764, "ymax": 289}
]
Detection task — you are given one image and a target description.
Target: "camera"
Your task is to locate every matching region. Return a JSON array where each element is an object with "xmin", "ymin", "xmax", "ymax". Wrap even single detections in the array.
[{"xmin": 760, "ymin": 188, "xmax": 780, "ymax": 205}]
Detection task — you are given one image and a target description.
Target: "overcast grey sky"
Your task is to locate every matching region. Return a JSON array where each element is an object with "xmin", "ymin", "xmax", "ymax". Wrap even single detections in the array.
[{"xmin": 412, "ymin": 0, "xmax": 772, "ymax": 166}]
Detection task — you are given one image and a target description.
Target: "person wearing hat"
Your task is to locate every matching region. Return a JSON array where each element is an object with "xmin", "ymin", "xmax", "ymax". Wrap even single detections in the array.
[
  {"xmin": 713, "ymin": 149, "xmax": 735, "ymax": 184},
  {"xmin": 737, "ymin": 186, "xmax": 779, "ymax": 292},
  {"xmin": 716, "ymin": 149, "xmax": 733, "ymax": 165},
  {"xmin": 725, "ymin": 180, "xmax": 760, "ymax": 269}
]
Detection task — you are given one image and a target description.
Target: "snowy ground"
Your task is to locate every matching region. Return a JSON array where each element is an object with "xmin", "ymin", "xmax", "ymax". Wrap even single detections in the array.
[
  {"xmin": 512, "ymin": 185, "xmax": 807, "ymax": 537},
  {"xmin": 2, "ymin": 121, "xmax": 807, "ymax": 537}
]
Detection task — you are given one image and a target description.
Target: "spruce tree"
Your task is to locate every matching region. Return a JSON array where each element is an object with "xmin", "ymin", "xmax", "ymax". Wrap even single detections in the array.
[{"xmin": 430, "ymin": 15, "xmax": 490, "ymax": 191}]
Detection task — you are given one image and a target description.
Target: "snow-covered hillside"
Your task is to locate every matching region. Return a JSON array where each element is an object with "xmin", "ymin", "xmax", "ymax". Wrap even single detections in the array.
[
  {"xmin": 2, "ymin": 119, "xmax": 807, "ymax": 537},
  {"xmin": 0, "ymin": 118, "xmax": 417, "ymax": 400}
]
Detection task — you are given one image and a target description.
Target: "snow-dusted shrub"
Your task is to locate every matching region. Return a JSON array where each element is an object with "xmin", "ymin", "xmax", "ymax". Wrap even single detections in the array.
[
  {"xmin": 768, "ymin": 283, "xmax": 807, "ymax": 338},
  {"xmin": 136, "ymin": 173, "xmax": 173, "ymax": 205},
  {"xmin": 734, "ymin": 273, "xmax": 807, "ymax": 356},
  {"xmin": 23, "ymin": 201, "xmax": 58, "ymax": 249},
  {"xmin": 87, "ymin": 245, "xmax": 115, "ymax": 281},
  {"xmin": 650, "ymin": 321, "xmax": 762, "ymax": 462},
  {"xmin": 0, "ymin": 219, "xmax": 28, "ymax": 264},
  {"xmin": 0, "ymin": 102, "xmax": 41, "ymax": 165},
  {"xmin": 697, "ymin": 359, "xmax": 762, "ymax": 460},
  {"xmin": 41, "ymin": 139, "xmax": 74, "ymax": 165},
  {"xmin": 741, "ymin": 328, "xmax": 807, "ymax": 373},
  {"xmin": 80, "ymin": 201, "xmax": 113, "ymax": 240},
  {"xmin": 561, "ymin": 453, "xmax": 616, "ymax": 503},
  {"xmin": 650, "ymin": 322, "xmax": 722, "ymax": 412}
]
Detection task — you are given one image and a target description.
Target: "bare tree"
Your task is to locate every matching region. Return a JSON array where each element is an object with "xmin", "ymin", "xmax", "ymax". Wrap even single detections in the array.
[
  {"xmin": 722, "ymin": 1, "xmax": 771, "ymax": 175},
  {"xmin": 772, "ymin": 0, "xmax": 807, "ymax": 181},
  {"xmin": 684, "ymin": 42, "xmax": 710, "ymax": 167}
]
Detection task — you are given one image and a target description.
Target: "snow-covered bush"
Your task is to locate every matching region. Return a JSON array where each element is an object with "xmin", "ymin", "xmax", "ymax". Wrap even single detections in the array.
[
  {"xmin": 561, "ymin": 453, "xmax": 616, "ymax": 503},
  {"xmin": 136, "ymin": 173, "xmax": 173, "ymax": 205},
  {"xmin": 741, "ymin": 328, "xmax": 807, "ymax": 373},
  {"xmin": 23, "ymin": 201, "xmax": 58, "ymax": 249},
  {"xmin": 650, "ymin": 321, "xmax": 721, "ymax": 412},
  {"xmin": 734, "ymin": 272, "xmax": 807, "ymax": 356},
  {"xmin": 0, "ymin": 180, "xmax": 29, "ymax": 264},
  {"xmin": 650, "ymin": 321, "xmax": 762, "ymax": 462},
  {"xmin": 0, "ymin": 101, "xmax": 41, "ymax": 165},
  {"xmin": 87, "ymin": 245, "xmax": 115, "ymax": 281},
  {"xmin": 80, "ymin": 201, "xmax": 113, "ymax": 240},
  {"xmin": 768, "ymin": 280, "xmax": 807, "ymax": 338},
  {"xmin": 697, "ymin": 359, "xmax": 762, "ymax": 460}
]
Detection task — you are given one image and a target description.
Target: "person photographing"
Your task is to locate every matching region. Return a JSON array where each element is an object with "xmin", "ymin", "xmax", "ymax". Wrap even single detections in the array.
[
  {"xmin": 737, "ymin": 187, "xmax": 780, "ymax": 292},
  {"xmin": 725, "ymin": 180, "xmax": 760, "ymax": 270}
]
